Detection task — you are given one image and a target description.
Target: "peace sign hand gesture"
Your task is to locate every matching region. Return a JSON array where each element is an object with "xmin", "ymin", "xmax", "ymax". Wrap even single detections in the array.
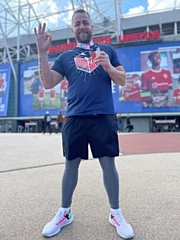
[{"xmin": 34, "ymin": 23, "xmax": 52, "ymax": 54}]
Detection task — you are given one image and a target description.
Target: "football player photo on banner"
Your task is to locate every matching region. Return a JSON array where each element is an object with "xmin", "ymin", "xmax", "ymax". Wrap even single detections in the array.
[
  {"xmin": 115, "ymin": 72, "xmax": 142, "ymax": 114},
  {"xmin": 113, "ymin": 42, "xmax": 180, "ymax": 114},
  {"xmin": 119, "ymin": 73, "xmax": 142, "ymax": 102},
  {"xmin": 140, "ymin": 50, "xmax": 173, "ymax": 108},
  {"xmin": 158, "ymin": 46, "xmax": 180, "ymax": 107},
  {"xmin": 19, "ymin": 59, "xmax": 65, "ymax": 117},
  {"xmin": 0, "ymin": 63, "xmax": 11, "ymax": 117}
]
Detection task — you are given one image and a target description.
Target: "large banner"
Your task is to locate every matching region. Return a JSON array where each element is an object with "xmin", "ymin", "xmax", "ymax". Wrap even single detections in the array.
[
  {"xmin": 113, "ymin": 42, "xmax": 180, "ymax": 113},
  {"xmin": 19, "ymin": 59, "xmax": 68, "ymax": 116},
  {"xmin": 18, "ymin": 42, "xmax": 180, "ymax": 117},
  {"xmin": 0, "ymin": 63, "xmax": 11, "ymax": 116}
]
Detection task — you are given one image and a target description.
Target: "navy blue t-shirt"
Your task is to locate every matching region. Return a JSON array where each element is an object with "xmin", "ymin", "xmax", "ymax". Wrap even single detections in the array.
[{"xmin": 51, "ymin": 43, "xmax": 121, "ymax": 117}]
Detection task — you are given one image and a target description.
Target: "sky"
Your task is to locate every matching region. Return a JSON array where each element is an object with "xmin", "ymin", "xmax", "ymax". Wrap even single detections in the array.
[
  {"xmin": 43, "ymin": 0, "xmax": 180, "ymax": 26},
  {"xmin": 0, "ymin": 0, "xmax": 180, "ymax": 37},
  {"xmin": 122, "ymin": 0, "xmax": 180, "ymax": 16},
  {"xmin": 45, "ymin": 0, "xmax": 180, "ymax": 24},
  {"xmin": 122, "ymin": 0, "xmax": 148, "ymax": 15}
]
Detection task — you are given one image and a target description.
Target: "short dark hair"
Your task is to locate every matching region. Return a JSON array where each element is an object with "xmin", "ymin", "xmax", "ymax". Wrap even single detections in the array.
[
  {"xmin": 72, "ymin": 9, "xmax": 91, "ymax": 21},
  {"xmin": 34, "ymin": 70, "xmax": 39, "ymax": 76},
  {"xmin": 148, "ymin": 51, "xmax": 160, "ymax": 62}
]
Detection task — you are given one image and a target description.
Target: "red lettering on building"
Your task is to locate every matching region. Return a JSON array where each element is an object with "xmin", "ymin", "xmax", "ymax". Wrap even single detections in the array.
[
  {"xmin": 48, "ymin": 36, "xmax": 111, "ymax": 54},
  {"xmin": 152, "ymin": 30, "xmax": 161, "ymax": 39},
  {"xmin": 48, "ymin": 31, "xmax": 160, "ymax": 54},
  {"xmin": 137, "ymin": 32, "xmax": 144, "ymax": 40},
  {"xmin": 94, "ymin": 36, "xmax": 111, "ymax": 44},
  {"xmin": 118, "ymin": 30, "xmax": 160, "ymax": 43},
  {"xmin": 48, "ymin": 42, "xmax": 77, "ymax": 53}
]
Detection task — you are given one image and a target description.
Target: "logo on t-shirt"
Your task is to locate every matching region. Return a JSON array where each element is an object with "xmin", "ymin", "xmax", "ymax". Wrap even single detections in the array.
[
  {"xmin": 163, "ymin": 74, "xmax": 168, "ymax": 79},
  {"xmin": 74, "ymin": 48, "xmax": 100, "ymax": 73}
]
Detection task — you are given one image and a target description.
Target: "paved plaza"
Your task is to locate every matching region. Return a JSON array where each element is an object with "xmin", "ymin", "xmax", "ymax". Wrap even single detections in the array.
[{"xmin": 0, "ymin": 133, "xmax": 180, "ymax": 240}]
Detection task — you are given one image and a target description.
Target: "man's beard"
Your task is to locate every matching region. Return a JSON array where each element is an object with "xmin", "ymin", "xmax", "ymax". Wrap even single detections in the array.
[{"xmin": 75, "ymin": 31, "xmax": 92, "ymax": 43}]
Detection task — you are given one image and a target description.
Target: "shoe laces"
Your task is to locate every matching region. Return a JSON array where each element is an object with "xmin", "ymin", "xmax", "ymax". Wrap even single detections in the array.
[
  {"xmin": 112, "ymin": 211, "xmax": 127, "ymax": 226},
  {"xmin": 53, "ymin": 209, "xmax": 69, "ymax": 223}
]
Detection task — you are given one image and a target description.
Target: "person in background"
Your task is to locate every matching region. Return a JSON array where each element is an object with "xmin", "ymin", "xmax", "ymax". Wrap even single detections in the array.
[
  {"xmin": 34, "ymin": 9, "xmax": 134, "ymax": 239},
  {"xmin": 43, "ymin": 111, "xmax": 52, "ymax": 134},
  {"xmin": 116, "ymin": 113, "xmax": 122, "ymax": 133},
  {"xmin": 56, "ymin": 111, "xmax": 63, "ymax": 133},
  {"xmin": 125, "ymin": 114, "xmax": 133, "ymax": 132}
]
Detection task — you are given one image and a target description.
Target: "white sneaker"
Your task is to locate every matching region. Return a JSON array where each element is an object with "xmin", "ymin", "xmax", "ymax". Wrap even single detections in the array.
[
  {"xmin": 109, "ymin": 209, "xmax": 134, "ymax": 239},
  {"xmin": 42, "ymin": 208, "xmax": 73, "ymax": 237}
]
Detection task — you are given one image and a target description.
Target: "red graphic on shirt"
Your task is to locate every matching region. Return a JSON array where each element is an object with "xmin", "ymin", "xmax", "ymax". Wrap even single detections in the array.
[{"xmin": 74, "ymin": 51, "xmax": 98, "ymax": 73}]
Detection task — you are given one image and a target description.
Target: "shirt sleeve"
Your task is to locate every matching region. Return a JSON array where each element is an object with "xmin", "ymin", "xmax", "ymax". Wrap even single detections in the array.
[
  {"xmin": 51, "ymin": 54, "xmax": 66, "ymax": 77},
  {"xmin": 110, "ymin": 46, "xmax": 122, "ymax": 67}
]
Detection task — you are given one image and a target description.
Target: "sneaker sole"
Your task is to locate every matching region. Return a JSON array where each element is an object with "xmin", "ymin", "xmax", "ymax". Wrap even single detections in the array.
[{"xmin": 42, "ymin": 216, "xmax": 73, "ymax": 237}]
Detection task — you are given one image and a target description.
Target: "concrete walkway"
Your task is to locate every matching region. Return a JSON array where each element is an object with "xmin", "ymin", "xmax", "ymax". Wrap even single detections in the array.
[{"xmin": 0, "ymin": 133, "xmax": 180, "ymax": 240}]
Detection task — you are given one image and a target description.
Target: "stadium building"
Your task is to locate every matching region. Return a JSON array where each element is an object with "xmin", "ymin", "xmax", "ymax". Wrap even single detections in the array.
[{"xmin": 0, "ymin": 1, "xmax": 180, "ymax": 133}]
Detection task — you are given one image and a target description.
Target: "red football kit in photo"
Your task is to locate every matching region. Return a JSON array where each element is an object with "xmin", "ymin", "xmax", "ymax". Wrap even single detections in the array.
[
  {"xmin": 142, "ymin": 68, "xmax": 172, "ymax": 91},
  {"xmin": 50, "ymin": 89, "xmax": 56, "ymax": 98},
  {"xmin": 173, "ymin": 88, "xmax": 180, "ymax": 103},
  {"xmin": 38, "ymin": 88, "xmax": 45, "ymax": 98},
  {"xmin": 122, "ymin": 83, "xmax": 141, "ymax": 101}
]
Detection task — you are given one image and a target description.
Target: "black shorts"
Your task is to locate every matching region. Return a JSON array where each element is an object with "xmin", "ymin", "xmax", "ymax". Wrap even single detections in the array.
[{"xmin": 62, "ymin": 114, "xmax": 119, "ymax": 160}]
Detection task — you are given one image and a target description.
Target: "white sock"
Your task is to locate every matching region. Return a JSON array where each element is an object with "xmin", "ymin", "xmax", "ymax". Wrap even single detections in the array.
[
  {"xmin": 111, "ymin": 208, "xmax": 121, "ymax": 215},
  {"xmin": 61, "ymin": 207, "xmax": 70, "ymax": 212}
]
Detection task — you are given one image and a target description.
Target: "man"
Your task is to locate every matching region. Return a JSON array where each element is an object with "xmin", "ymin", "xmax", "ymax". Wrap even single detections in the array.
[
  {"xmin": 29, "ymin": 70, "xmax": 41, "ymax": 94},
  {"xmin": 34, "ymin": 9, "xmax": 134, "ymax": 239},
  {"xmin": 116, "ymin": 113, "xmax": 122, "ymax": 133},
  {"xmin": 43, "ymin": 111, "xmax": 51, "ymax": 134},
  {"xmin": 125, "ymin": 114, "xmax": 133, "ymax": 132},
  {"xmin": 56, "ymin": 111, "xmax": 63, "ymax": 133},
  {"xmin": 141, "ymin": 51, "xmax": 173, "ymax": 107}
]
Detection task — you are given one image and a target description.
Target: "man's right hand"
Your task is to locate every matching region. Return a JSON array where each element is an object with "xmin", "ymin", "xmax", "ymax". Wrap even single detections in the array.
[{"xmin": 34, "ymin": 23, "xmax": 52, "ymax": 54}]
